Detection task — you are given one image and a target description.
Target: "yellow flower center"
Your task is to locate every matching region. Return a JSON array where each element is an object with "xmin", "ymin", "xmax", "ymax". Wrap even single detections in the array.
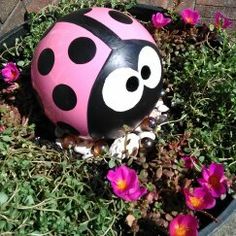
[
  {"xmin": 189, "ymin": 196, "xmax": 203, "ymax": 208},
  {"xmin": 175, "ymin": 224, "xmax": 189, "ymax": 236},
  {"xmin": 116, "ymin": 179, "xmax": 127, "ymax": 191},
  {"xmin": 185, "ymin": 17, "xmax": 193, "ymax": 24}
]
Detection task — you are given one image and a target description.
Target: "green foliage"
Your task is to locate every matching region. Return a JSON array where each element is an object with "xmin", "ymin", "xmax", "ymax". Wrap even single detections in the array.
[
  {"xmin": 0, "ymin": 0, "xmax": 236, "ymax": 234},
  {"xmin": 0, "ymin": 140, "xmax": 127, "ymax": 235},
  {"xmin": 0, "ymin": 1, "xmax": 137, "ymax": 234},
  {"xmin": 165, "ymin": 34, "xmax": 236, "ymax": 171}
]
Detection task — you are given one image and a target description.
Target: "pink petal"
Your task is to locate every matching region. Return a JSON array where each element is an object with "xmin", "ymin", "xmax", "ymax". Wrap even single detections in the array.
[
  {"xmin": 152, "ymin": 12, "xmax": 171, "ymax": 28},
  {"xmin": 169, "ymin": 214, "xmax": 198, "ymax": 236},
  {"xmin": 181, "ymin": 215, "xmax": 198, "ymax": 229},
  {"xmin": 1, "ymin": 69, "xmax": 12, "ymax": 78},
  {"xmin": 210, "ymin": 183, "xmax": 226, "ymax": 198},
  {"xmin": 1, "ymin": 62, "xmax": 20, "ymax": 83},
  {"xmin": 223, "ymin": 19, "xmax": 233, "ymax": 28},
  {"xmin": 193, "ymin": 187, "xmax": 207, "ymax": 197},
  {"xmin": 202, "ymin": 166, "xmax": 210, "ymax": 181},
  {"xmin": 209, "ymin": 163, "xmax": 224, "ymax": 179},
  {"xmin": 214, "ymin": 11, "xmax": 233, "ymax": 29},
  {"xmin": 184, "ymin": 187, "xmax": 216, "ymax": 210},
  {"xmin": 107, "ymin": 166, "xmax": 146, "ymax": 201},
  {"xmin": 214, "ymin": 11, "xmax": 222, "ymax": 25},
  {"xmin": 127, "ymin": 186, "xmax": 147, "ymax": 200},
  {"xmin": 197, "ymin": 177, "xmax": 207, "ymax": 186},
  {"xmin": 164, "ymin": 18, "xmax": 172, "ymax": 25},
  {"xmin": 107, "ymin": 169, "xmax": 117, "ymax": 182},
  {"xmin": 156, "ymin": 13, "xmax": 164, "ymax": 22},
  {"xmin": 181, "ymin": 8, "xmax": 200, "ymax": 25}
]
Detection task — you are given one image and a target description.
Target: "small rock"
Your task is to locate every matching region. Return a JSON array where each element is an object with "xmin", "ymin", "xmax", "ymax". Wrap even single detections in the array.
[
  {"xmin": 74, "ymin": 142, "xmax": 93, "ymax": 159},
  {"xmin": 109, "ymin": 133, "xmax": 140, "ymax": 159},
  {"xmin": 155, "ymin": 99, "xmax": 164, "ymax": 108},
  {"xmin": 138, "ymin": 131, "xmax": 156, "ymax": 140},
  {"xmin": 157, "ymin": 104, "xmax": 169, "ymax": 113},
  {"xmin": 149, "ymin": 108, "xmax": 161, "ymax": 119}
]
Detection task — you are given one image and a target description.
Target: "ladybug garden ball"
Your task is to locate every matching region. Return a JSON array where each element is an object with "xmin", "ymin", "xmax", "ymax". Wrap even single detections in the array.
[{"xmin": 31, "ymin": 7, "xmax": 163, "ymax": 139}]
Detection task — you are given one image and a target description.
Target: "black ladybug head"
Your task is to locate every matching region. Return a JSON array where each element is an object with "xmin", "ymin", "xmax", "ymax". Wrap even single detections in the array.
[{"xmin": 88, "ymin": 40, "xmax": 163, "ymax": 139}]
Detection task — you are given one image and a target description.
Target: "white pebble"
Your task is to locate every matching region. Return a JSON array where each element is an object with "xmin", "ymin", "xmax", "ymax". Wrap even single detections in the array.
[
  {"xmin": 155, "ymin": 99, "xmax": 164, "ymax": 108},
  {"xmin": 74, "ymin": 144, "xmax": 93, "ymax": 159},
  {"xmin": 149, "ymin": 108, "xmax": 161, "ymax": 119},
  {"xmin": 157, "ymin": 104, "xmax": 169, "ymax": 113},
  {"xmin": 138, "ymin": 131, "xmax": 156, "ymax": 140},
  {"xmin": 109, "ymin": 133, "xmax": 140, "ymax": 159},
  {"xmin": 55, "ymin": 139, "xmax": 63, "ymax": 149}
]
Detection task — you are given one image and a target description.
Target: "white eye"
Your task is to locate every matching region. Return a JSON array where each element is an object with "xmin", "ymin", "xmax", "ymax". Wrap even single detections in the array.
[
  {"xmin": 102, "ymin": 68, "xmax": 144, "ymax": 112},
  {"xmin": 138, "ymin": 46, "xmax": 162, "ymax": 89}
]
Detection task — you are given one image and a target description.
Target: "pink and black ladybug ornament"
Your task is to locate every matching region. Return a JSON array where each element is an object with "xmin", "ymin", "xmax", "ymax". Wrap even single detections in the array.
[{"xmin": 31, "ymin": 7, "xmax": 163, "ymax": 139}]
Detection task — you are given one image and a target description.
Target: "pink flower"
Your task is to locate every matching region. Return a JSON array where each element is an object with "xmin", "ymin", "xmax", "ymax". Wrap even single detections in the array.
[
  {"xmin": 182, "ymin": 156, "xmax": 198, "ymax": 169},
  {"xmin": 169, "ymin": 214, "xmax": 198, "ymax": 236},
  {"xmin": 152, "ymin": 12, "xmax": 171, "ymax": 29},
  {"xmin": 214, "ymin": 11, "xmax": 233, "ymax": 29},
  {"xmin": 197, "ymin": 163, "xmax": 228, "ymax": 198},
  {"xmin": 1, "ymin": 62, "xmax": 20, "ymax": 84},
  {"xmin": 107, "ymin": 165, "xmax": 147, "ymax": 201},
  {"xmin": 184, "ymin": 187, "xmax": 216, "ymax": 210},
  {"xmin": 181, "ymin": 8, "xmax": 200, "ymax": 25},
  {"xmin": 0, "ymin": 125, "xmax": 5, "ymax": 132}
]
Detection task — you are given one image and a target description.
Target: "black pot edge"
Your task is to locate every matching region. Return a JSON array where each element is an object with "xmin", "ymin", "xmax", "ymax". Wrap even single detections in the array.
[
  {"xmin": 199, "ymin": 198, "xmax": 236, "ymax": 236},
  {"xmin": 0, "ymin": 4, "xmax": 235, "ymax": 236},
  {"xmin": 128, "ymin": 3, "xmax": 164, "ymax": 13},
  {"xmin": 0, "ymin": 22, "xmax": 29, "ymax": 52},
  {"xmin": 0, "ymin": 3, "xmax": 164, "ymax": 51}
]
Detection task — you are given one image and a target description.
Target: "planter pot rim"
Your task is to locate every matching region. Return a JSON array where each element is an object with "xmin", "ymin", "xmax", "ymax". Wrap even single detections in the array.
[
  {"xmin": 0, "ymin": 4, "xmax": 235, "ymax": 236},
  {"xmin": 199, "ymin": 197, "xmax": 236, "ymax": 236},
  {"xmin": 0, "ymin": 22, "xmax": 29, "ymax": 52}
]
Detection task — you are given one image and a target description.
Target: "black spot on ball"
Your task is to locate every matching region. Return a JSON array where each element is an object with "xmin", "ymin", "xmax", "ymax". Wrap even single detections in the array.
[
  {"xmin": 38, "ymin": 48, "xmax": 55, "ymax": 75},
  {"xmin": 108, "ymin": 10, "xmax": 133, "ymax": 24},
  {"xmin": 68, "ymin": 37, "xmax": 96, "ymax": 64},
  {"xmin": 52, "ymin": 84, "xmax": 77, "ymax": 111}
]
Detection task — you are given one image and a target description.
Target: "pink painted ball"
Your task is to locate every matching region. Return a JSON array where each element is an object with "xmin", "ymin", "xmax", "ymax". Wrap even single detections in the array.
[{"xmin": 31, "ymin": 7, "xmax": 163, "ymax": 139}]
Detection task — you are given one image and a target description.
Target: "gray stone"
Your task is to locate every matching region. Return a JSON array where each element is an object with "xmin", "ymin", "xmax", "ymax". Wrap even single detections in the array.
[
  {"xmin": 137, "ymin": 0, "xmax": 168, "ymax": 8},
  {"xmin": 213, "ymin": 212, "xmax": 236, "ymax": 236},
  {"xmin": 197, "ymin": 0, "xmax": 236, "ymax": 7},
  {"xmin": 0, "ymin": 0, "xmax": 19, "ymax": 23},
  {"xmin": 0, "ymin": 1, "xmax": 25, "ymax": 36},
  {"xmin": 26, "ymin": 0, "xmax": 59, "ymax": 13},
  {"xmin": 196, "ymin": 5, "xmax": 236, "ymax": 19}
]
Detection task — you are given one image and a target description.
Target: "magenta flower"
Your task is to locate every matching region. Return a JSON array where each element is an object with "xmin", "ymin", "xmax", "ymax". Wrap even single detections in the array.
[
  {"xmin": 0, "ymin": 125, "xmax": 5, "ymax": 133},
  {"xmin": 182, "ymin": 156, "xmax": 198, "ymax": 169},
  {"xmin": 169, "ymin": 214, "xmax": 198, "ymax": 236},
  {"xmin": 181, "ymin": 8, "xmax": 200, "ymax": 26},
  {"xmin": 107, "ymin": 165, "xmax": 147, "ymax": 201},
  {"xmin": 197, "ymin": 163, "xmax": 228, "ymax": 198},
  {"xmin": 184, "ymin": 187, "xmax": 216, "ymax": 210},
  {"xmin": 152, "ymin": 12, "xmax": 171, "ymax": 29},
  {"xmin": 214, "ymin": 11, "xmax": 233, "ymax": 29},
  {"xmin": 1, "ymin": 62, "xmax": 20, "ymax": 84}
]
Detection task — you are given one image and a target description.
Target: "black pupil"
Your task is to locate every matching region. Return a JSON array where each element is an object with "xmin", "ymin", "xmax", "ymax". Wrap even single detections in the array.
[
  {"xmin": 126, "ymin": 76, "xmax": 139, "ymax": 92},
  {"xmin": 141, "ymin": 66, "xmax": 151, "ymax": 80}
]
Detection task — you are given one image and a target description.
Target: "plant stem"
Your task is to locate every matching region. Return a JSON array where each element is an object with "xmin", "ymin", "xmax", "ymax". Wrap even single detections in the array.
[{"xmin": 198, "ymin": 210, "xmax": 218, "ymax": 223}]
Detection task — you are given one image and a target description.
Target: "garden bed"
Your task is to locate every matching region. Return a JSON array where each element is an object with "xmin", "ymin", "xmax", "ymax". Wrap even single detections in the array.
[{"xmin": 0, "ymin": 1, "xmax": 235, "ymax": 235}]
